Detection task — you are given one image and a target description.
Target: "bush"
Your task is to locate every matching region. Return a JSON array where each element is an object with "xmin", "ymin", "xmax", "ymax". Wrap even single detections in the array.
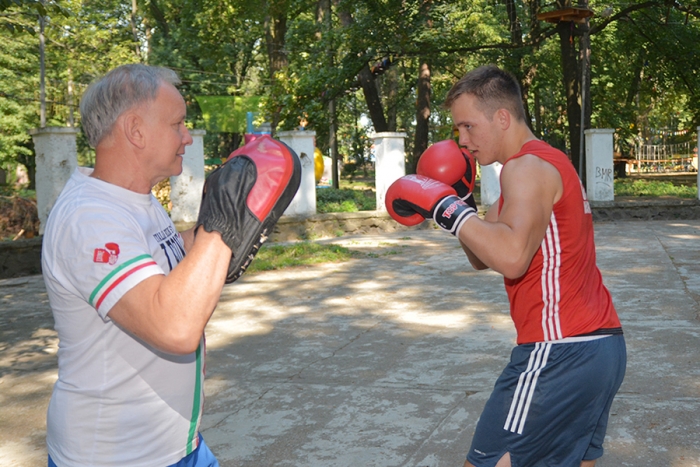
[
  {"xmin": 0, "ymin": 194, "xmax": 39, "ymax": 240},
  {"xmin": 316, "ymin": 188, "xmax": 376, "ymax": 213},
  {"xmin": 341, "ymin": 161, "xmax": 357, "ymax": 178}
]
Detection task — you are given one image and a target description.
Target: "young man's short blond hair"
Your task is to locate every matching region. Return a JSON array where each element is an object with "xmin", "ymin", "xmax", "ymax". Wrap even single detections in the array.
[{"xmin": 444, "ymin": 65, "xmax": 526, "ymax": 122}]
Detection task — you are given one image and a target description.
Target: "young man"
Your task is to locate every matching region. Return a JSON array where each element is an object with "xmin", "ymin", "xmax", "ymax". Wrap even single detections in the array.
[{"xmin": 386, "ymin": 65, "xmax": 625, "ymax": 467}]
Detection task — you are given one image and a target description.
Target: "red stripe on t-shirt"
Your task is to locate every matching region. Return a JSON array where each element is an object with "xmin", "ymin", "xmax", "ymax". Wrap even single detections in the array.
[{"xmin": 95, "ymin": 261, "xmax": 158, "ymax": 310}]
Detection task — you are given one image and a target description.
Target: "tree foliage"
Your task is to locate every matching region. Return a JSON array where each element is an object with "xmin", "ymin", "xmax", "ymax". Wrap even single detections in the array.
[{"xmin": 1, "ymin": 0, "xmax": 700, "ymax": 187}]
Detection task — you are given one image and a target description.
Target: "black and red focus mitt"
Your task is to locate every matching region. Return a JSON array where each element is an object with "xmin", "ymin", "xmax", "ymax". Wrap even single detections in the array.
[{"xmin": 196, "ymin": 135, "xmax": 301, "ymax": 283}]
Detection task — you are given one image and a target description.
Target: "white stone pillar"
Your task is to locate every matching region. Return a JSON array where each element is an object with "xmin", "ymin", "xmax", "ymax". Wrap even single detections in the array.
[
  {"xmin": 372, "ymin": 132, "xmax": 407, "ymax": 212},
  {"xmin": 29, "ymin": 127, "xmax": 79, "ymax": 234},
  {"xmin": 277, "ymin": 130, "xmax": 317, "ymax": 217},
  {"xmin": 170, "ymin": 129, "xmax": 206, "ymax": 224},
  {"xmin": 480, "ymin": 162, "xmax": 503, "ymax": 208},
  {"xmin": 697, "ymin": 127, "xmax": 700, "ymax": 201},
  {"xmin": 585, "ymin": 128, "xmax": 615, "ymax": 202}
]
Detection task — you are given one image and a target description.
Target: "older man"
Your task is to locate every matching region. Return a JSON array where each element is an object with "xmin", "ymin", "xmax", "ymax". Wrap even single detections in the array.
[{"xmin": 42, "ymin": 64, "xmax": 230, "ymax": 467}]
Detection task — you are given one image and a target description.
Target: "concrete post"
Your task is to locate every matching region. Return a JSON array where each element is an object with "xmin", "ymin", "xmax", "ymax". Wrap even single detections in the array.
[
  {"xmin": 585, "ymin": 128, "xmax": 615, "ymax": 202},
  {"xmin": 697, "ymin": 127, "xmax": 700, "ymax": 201},
  {"xmin": 372, "ymin": 132, "xmax": 407, "ymax": 212},
  {"xmin": 29, "ymin": 127, "xmax": 79, "ymax": 234},
  {"xmin": 170, "ymin": 129, "xmax": 206, "ymax": 224},
  {"xmin": 277, "ymin": 130, "xmax": 317, "ymax": 217},
  {"xmin": 480, "ymin": 162, "xmax": 503, "ymax": 208}
]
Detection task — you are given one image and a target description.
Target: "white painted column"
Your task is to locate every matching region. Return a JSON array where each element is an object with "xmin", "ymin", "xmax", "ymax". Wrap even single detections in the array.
[
  {"xmin": 697, "ymin": 127, "xmax": 700, "ymax": 201},
  {"xmin": 170, "ymin": 129, "xmax": 206, "ymax": 223},
  {"xmin": 480, "ymin": 162, "xmax": 503, "ymax": 208},
  {"xmin": 321, "ymin": 156, "xmax": 333, "ymax": 185},
  {"xmin": 278, "ymin": 130, "xmax": 317, "ymax": 217},
  {"xmin": 585, "ymin": 128, "xmax": 615, "ymax": 202},
  {"xmin": 29, "ymin": 127, "xmax": 79, "ymax": 234},
  {"xmin": 372, "ymin": 132, "xmax": 407, "ymax": 212}
]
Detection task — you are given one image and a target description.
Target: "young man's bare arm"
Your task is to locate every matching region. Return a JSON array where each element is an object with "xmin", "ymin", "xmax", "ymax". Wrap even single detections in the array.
[
  {"xmin": 460, "ymin": 205, "xmax": 498, "ymax": 270},
  {"xmin": 107, "ymin": 229, "xmax": 231, "ymax": 355},
  {"xmin": 456, "ymin": 155, "xmax": 562, "ymax": 279}
]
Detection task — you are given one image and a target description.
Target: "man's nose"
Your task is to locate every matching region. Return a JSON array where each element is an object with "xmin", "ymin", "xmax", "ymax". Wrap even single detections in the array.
[
  {"xmin": 182, "ymin": 126, "xmax": 193, "ymax": 146},
  {"xmin": 458, "ymin": 131, "xmax": 470, "ymax": 149}
]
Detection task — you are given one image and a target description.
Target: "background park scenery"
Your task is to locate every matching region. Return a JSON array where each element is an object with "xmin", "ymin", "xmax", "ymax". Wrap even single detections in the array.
[
  {"xmin": 1, "ymin": 0, "xmax": 700, "ymax": 239},
  {"xmin": 3, "ymin": 2, "xmax": 700, "ymax": 467}
]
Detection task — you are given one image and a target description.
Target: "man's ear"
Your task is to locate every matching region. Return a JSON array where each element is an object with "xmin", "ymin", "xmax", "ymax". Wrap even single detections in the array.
[
  {"xmin": 496, "ymin": 108, "xmax": 511, "ymax": 130},
  {"xmin": 122, "ymin": 111, "xmax": 146, "ymax": 150}
]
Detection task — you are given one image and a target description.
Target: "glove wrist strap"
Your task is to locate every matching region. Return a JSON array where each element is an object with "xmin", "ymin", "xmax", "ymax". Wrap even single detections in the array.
[{"xmin": 433, "ymin": 195, "xmax": 477, "ymax": 236}]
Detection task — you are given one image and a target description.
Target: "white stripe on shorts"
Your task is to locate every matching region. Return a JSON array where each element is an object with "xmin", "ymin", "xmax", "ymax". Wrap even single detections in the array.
[{"xmin": 503, "ymin": 342, "xmax": 552, "ymax": 435}]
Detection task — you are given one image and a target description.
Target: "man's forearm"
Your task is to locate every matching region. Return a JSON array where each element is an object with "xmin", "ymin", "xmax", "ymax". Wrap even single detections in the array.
[
  {"xmin": 108, "ymin": 229, "xmax": 231, "ymax": 355},
  {"xmin": 459, "ymin": 239, "xmax": 489, "ymax": 270}
]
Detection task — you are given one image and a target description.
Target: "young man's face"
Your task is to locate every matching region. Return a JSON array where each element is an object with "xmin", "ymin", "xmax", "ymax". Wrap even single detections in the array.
[
  {"xmin": 450, "ymin": 93, "xmax": 502, "ymax": 166},
  {"xmin": 140, "ymin": 83, "xmax": 193, "ymax": 184}
]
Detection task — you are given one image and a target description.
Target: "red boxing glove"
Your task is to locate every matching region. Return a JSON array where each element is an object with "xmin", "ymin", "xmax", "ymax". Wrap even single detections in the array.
[
  {"xmin": 416, "ymin": 139, "xmax": 477, "ymax": 209},
  {"xmin": 385, "ymin": 174, "xmax": 476, "ymax": 235}
]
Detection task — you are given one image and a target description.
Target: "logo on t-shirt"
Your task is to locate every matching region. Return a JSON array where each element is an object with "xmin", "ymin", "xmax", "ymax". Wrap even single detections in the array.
[
  {"xmin": 93, "ymin": 242, "xmax": 120, "ymax": 265},
  {"xmin": 153, "ymin": 226, "xmax": 185, "ymax": 271}
]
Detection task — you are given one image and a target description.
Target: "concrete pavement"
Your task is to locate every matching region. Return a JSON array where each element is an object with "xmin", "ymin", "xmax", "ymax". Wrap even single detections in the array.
[{"xmin": 1, "ymin": 220, "xmax": 700, "ymax": 466}]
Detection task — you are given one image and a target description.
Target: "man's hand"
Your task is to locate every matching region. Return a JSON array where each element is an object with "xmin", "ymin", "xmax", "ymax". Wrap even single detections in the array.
[
  {"xmin": 416, "ymin": 139, "xmax": 477, "ymax": 210},
  {"xmin": 385, "ymin": 174, "xmax": 477, "ymax": 235},
  {"xmin": 196, "ymin": 135, "xmax": 301, "ymax": 283}
]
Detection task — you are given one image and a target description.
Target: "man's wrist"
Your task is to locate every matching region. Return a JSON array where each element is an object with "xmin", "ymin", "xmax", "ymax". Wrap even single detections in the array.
[{"xmin": 433, "ymin": 195, "xmax": 477, "ymax": 236}]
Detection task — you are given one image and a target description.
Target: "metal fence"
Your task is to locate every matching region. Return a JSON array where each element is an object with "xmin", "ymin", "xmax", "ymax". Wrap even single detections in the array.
[{"xmin": 633, "ymin": 140, "xmax": 697, "ymax": 173}]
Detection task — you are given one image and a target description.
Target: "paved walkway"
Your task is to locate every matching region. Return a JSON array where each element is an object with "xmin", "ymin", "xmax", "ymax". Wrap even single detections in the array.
[{"xmin": 1, "ymin": 220, "xmax": 700, "ymax": 466}]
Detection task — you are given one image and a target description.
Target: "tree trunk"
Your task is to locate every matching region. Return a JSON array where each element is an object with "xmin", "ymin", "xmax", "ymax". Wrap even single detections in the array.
[
  {"xmin": 336, "ymin": 5, "xmax": 388, "ymax": 134},
  {"xmin": 130, "ymin": 0, "xmax": 142, "ymax": 59},
  {"xmin": 534, "ymin": 88, "xmax": 542, "ymax": 138},
  {"xmin": 557, "ymin": 16, "xmax": 581, "ymax": 169},
  {"xmin": 265, "ymin": 0, "xmax": 289, "ymax": 135},
  {"xmin": 318, "ymin": 0, "xmax": 339, "ymax": 187},
  {"xmin": 579, "ymin": 15, "xmax": 592, "ymax": 183},
  {"xmin": 148, "ymin": 0, "xmax": 169, "ymax": 38},
  {"xmin": 505, "ymin": 0, "xmax": 529, "ymax": 123},
  {"xmin": 357, "ymin": 65, "xmax": 388, "ymax": 133},
  {"xmin": 412, "ymin": 61, "xmax": 431, "ymax": 174},
  {"xmin": 329, "ymin": 98, "xmax": 339, "ymax": 188},
  {"xmin": 555, "ymin": 0, "xmax": 593, "ymax": 180},
  {"xmin": 385, "ymin": 66, "xmax": 398, "ymax": 132}
]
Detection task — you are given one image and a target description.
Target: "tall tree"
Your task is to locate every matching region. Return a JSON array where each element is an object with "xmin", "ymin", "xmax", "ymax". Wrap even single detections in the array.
[{"xmin": 412, "ymin": 61, "xmax": 430, "ymax": 172}]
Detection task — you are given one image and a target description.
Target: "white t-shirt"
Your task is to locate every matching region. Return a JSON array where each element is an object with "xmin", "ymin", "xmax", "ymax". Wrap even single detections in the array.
[{"xmin": 42, "ymin": 168, "xmax": 204, "ymax": 467}]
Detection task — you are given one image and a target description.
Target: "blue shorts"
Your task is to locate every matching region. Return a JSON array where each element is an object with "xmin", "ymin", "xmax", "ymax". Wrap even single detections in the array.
[
  {"xmin": 48, "ymin": 433, "xmax": 219, "ymax": 467},
  {"xmin": 467, "ymin": 334, "xmax": 626, "ymax": 467}
]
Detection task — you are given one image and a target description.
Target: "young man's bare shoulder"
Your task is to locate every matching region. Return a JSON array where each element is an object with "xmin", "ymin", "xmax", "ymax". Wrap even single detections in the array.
[
  {"xmin": 501, "ymin": 153, "xmax": 563, "ymax": 203},
  {"xmin": 502, "ymin": 153, "xmax": 560, "ymax": 180}
]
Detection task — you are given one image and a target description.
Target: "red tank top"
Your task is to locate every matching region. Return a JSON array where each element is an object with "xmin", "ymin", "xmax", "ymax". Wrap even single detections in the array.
[{"xmin": 499, "ymin": 140, "xmax": 621, "ymax": 344}]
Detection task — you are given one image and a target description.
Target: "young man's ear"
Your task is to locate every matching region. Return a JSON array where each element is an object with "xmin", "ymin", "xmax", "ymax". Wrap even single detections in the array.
[{"xmin": 496, "ymin": 108, "xmax": 511, "ymax": 130}]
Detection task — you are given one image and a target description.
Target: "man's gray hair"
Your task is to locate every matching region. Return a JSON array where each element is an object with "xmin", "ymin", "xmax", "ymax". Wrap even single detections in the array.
[{"xmin": 80, "ymin": 64, "xmax": 181, "ymax": 148}]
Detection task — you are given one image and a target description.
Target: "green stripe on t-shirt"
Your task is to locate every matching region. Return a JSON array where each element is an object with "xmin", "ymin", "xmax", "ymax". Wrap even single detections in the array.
[
  {"xmin": 89, "ymin": 254, "xmax": 153, "ymax": 307},
  {"xmin": 187, "ymin": 343, "xmax": 203, "ymax": 454}
]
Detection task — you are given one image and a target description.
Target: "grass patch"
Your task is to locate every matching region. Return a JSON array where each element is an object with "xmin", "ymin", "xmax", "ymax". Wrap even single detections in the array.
[
  {"xmin": 248, "ymin": 241, "xmax": 359, "ymax": 273},
  {"xmin": 615, "ymin": 179, "xmax": 697, "ymax": 198},
  {"xmin": 316, "ymin": 188, "xmax": 376, "ymax": 213}
]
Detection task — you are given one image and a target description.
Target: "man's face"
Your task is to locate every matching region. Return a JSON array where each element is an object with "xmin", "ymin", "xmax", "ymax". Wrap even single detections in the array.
[
  {"xmin": 140, "ymin": 83, "xmax": 193, "ymax": 183},
  {"xmin": 450, "ymin": 93, "xmax": 501, "ymax": 166}
]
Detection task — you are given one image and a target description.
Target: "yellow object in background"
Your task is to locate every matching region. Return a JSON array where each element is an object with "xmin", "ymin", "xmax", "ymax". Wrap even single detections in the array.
[{"xmin": 314, "ymin": 147, "xmax": 324, "ymax": 183}]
